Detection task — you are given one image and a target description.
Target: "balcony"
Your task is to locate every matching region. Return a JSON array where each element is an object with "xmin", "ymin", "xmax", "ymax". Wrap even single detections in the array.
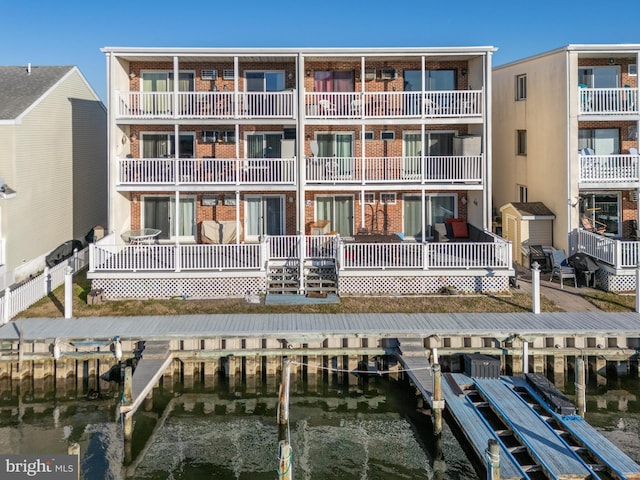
[
  {"xmin": 116, "ymin": 91, "xmax": 296, "ymax": 120},
  {"xmin": 578, "ymin": 153, "xmax": 640, "ymax": 188},
  {"xmin": 577, "ymin": 229, "xmax": 638, "ymax": 269},
  {"xmin": 578, "ymin": 87, "xmax": 638, "ymax": 116},
  {"xmin": 306, "ymin": 155, "xmax": 483, "ymax": 186},
  {"xmin": 305, "ymin": 90, "xmax": 483, "ymax": 119},
  {"xmin": 89, "ymin": 233, "xmax": 511, "ymax": 273},
  {"xmin": 116, "ymin": 157, "xmax": 296, "ymax": 186}
]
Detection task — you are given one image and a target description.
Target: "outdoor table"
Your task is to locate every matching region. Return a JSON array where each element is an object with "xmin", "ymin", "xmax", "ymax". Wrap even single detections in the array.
[
  {"xmin": 122, "ymin": 228, "xmax": 161, "ymax": 245},
  {"xmin": 353, "ymin": 233, "xmax": 403, "ymax": 244}
]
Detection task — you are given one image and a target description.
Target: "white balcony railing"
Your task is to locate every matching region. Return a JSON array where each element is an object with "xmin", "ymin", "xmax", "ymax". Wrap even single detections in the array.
[
  {"xmin": 89, "ymin": 234, "xmax": 511, "ymax": 273},
  {"xmin": 305, "ymin": 90, "xmax": 483, "ymax": 119},
  {"xmin": 577, "ymin": 229, "xmax": 638, "ymax": 268},
  {"xmin": 306, "ymin": 155, "xmax": 483, "ymax": 184},
  {"xmin": 578, "ymin": 87, "xmax": 638, "ymax": 115},
  {"xmin": 578, "ymin": 154, "xmax": 639, "ymax": 185},
  {"xmin": 117, "ymin": 157, "xmax": 297, "ymax": 185},
  {"xmin": 116, "ymin": 90, "xmax": 296, "ymax": 119}
]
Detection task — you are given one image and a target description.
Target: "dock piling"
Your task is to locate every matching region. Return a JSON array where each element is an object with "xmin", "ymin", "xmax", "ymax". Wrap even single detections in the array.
[
  {"xmin": 576, "ymin": 356, "xmax": 586, "ymax": 417},
  {"xmin": 486, "ymin": 439, "xmax": 500, "ymax": 480},
  {"xmin": 532, "ymin": 262, "xmax": 540, "ymax": 314},
  {"xmin": 433, "ymin": 363, "xmax": 443, "ymax": 434}
]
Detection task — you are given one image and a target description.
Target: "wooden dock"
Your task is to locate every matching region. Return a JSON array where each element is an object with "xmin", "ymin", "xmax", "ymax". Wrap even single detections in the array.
[
  {"xmin": 440, "ymin": 373, "xmax": 640, "ymax": 480},
  {"xmin": 120, "ymin": 340, "xmax": 172, "ymax": 416},
  {"xmin": 395, "ymin": 337, "xmax": 433, "ymax": 406}
]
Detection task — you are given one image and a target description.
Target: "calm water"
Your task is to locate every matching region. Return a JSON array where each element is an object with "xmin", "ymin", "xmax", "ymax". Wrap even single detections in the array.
[{"xmin": 0, "ymin": 360, "xmax": 638, "ymax": 480}]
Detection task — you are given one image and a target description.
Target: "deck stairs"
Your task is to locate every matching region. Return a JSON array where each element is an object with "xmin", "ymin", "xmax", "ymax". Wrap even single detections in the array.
[{"xmin": 266, "ymin": 259, "xmax": 338, "ymax": 296}]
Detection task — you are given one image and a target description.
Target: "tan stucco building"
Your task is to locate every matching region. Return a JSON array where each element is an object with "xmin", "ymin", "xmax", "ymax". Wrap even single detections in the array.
[{"xmin": 493, "ymin": 45, "xmax": 640, "ymax": 290}]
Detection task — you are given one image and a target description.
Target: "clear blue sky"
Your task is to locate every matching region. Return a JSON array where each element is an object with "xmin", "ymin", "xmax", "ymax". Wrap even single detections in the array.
[{"xmin": 2, "ymin": 0, "xmax": 637, "ymax": 102}]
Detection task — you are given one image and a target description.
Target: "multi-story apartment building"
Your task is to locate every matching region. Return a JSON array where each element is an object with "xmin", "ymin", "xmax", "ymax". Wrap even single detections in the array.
[
  {"xmin": 93, "ymin": 46, "xmax": 512, "ymax": 299},
  {"xmin": 493, "ymin": 45, "xmax": 640, "ymax": 291}
]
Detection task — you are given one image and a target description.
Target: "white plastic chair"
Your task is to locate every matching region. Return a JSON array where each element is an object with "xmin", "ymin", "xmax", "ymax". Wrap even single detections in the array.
[{"xmin": 550, "ymin": 250, "xmax": 577, "ymax": 289}]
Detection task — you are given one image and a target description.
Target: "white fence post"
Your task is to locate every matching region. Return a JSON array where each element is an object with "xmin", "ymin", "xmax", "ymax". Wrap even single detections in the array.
[
  {"xmin": 64, "ymin": 266, "xmax": 73, "ymax": 319},
  {"xmin": 43, "ymin": 266, "xmax": 51, "ymax": 296},
  {"xmin": 532, "ymin": 262, "xmax": 541, "ymax": 314},
  {"xmin": 89, "ymin": 244, "xmax": 95, "ymax": 273}
]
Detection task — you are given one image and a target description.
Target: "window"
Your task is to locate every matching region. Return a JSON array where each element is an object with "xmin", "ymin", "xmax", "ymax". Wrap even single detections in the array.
[
  {"xmin": 364, "ymin": 131, "xmax": 374, "ymax": 141},
  {"xmin": 142, "ymin": 133, "xmax": 195, "ymax": 158},
  {"xmin": 245, "ymin": 71, "xmax": 285, "ymax": 92},
  {"xmin": 517, "ymin": 130, "xmax": 527, "ymax": 155},
  {"xmin": 630, "ymin": 64, "xmax": 638, "ymax": 76},
  {"xmin": 314, "ymin": 71, "xmax": 354, "ymax": 92},
  {"xmin": 202, "ymin": 131, "xmax": 218, "ymax": 143},
  {"xmin": 221, "ymin": 130, "xmax": 236, "ymax": 144},
  {"xmin": 578, "ymin": 66, "xmax": 619, "ymax": 88},
  {"xmin": 363, "ymin": 193, "xmax": 375, "ymax": 204},
  {"xmin": 516, "ymin": 74, "xmax": 527, "ymax": 100},
  {"xmin": 381, "ymin": 131, "xmax": 395, "ymax": 141},
  {"xmin": 578, "ymin": 128, "xmax": 619, "ymax": 153},
  {"xmin": 518, "ymin": 185, "xmax": 528, "ymax": 203},
  {"xmin": 142, "ymin": 71, "xmax": 194, "ymax": 92},
  {"xmin": 380, "ymin": 193, "xmax": 396, "ymax": 205},
  {"xmin": 403, "ymin": 70, "xmax": 456, "ymax": 91}
]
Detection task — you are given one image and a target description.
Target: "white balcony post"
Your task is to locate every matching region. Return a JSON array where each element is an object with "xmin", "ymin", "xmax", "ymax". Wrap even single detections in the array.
[
  {"xmin": 89, "ymin": 244, "xmax": 95, "ymax": 273},
  {"xmin": 337, "ymin": 241, "xmax": 345, "ymax": 271},
  {"xmin": 175, "ymin": 244, "xmax": 181, "ymax": 273},
  {"xmin": 2, "ymin": 288, "xmax": 10, "ymax": 325},
  {"xmin": 422, "ymin": 243, "xmax": 429, "ymax": 270},
  {"xmin": 260, "ymin": 238, "xmax": 268, "ymax": 272}
]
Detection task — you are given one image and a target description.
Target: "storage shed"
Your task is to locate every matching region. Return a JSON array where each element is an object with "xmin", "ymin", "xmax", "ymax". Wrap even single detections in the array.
[{"xmin": 500, "ymin": 202, "xmax": 555, "ymax": 267}]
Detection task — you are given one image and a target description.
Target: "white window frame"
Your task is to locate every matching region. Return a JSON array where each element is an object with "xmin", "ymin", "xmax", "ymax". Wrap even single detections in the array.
[
  {"xmin": 363, "ymin": 193, "xmax": 375, "ymax": 204},
  {"xmin": 629, "ymin": 64, "xmax": 638, "ymax": 76},
  {"xmin": 517, "ymin": 130, "xmax": 527, "ymax": 156},
  {"xmin": 380, "ymin": 193, "xmax": 396, "ymax": 205},
  {"xmin": 140, "ymin": 131, "xmax": 196, "ymax": 158},
  {"xmin": 364, "ymin": 131, "xmax": 374, "ymax": 141}
]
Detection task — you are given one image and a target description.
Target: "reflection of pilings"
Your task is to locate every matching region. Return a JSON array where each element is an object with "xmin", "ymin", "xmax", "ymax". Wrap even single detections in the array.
[{"xmin": 433, "ymin": 434, "xmax": 446, "ymax": 480}]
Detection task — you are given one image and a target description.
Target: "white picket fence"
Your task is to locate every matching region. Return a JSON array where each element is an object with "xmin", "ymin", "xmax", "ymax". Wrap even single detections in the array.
[{"xmin": 0, "ymin": 247, "xmax": 89, "ymax": 324}]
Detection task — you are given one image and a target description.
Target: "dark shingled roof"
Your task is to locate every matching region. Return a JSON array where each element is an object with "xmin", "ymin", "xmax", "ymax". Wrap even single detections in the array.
[
  {"xmin": 508, "ymin": 202, "xmax": 555, "ymax": 217},
  {"xmin": 0, "ymin": 66, "xmax": 74, "ymax": 120}
]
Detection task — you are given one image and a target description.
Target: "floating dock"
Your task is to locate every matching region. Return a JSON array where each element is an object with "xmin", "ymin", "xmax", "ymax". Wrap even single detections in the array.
[{"xmin": 441, "ymin": 373, "xmax": 640, "ymax": 480}]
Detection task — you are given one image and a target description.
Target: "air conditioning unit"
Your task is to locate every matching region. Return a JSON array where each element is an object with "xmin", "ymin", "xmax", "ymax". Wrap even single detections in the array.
[
  {"xmin": 222, "ymin": 69, "xmax": 235, "ymax": 80},
  {"xmin": 364, "ymin": 68, "xmax": 376, "ymax": 81},
  {"xmin": 201, "ymin": 69, "xmax": 218, "ymax": 80},
  {"xmin": 380, "ymin": 68, "xmax": 397, "ymax": 80}
]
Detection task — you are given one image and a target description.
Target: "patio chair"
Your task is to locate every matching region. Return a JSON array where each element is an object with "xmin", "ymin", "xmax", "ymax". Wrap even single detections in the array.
[
  {"xmin": 317, "ymin": 99, "xmax": 336, "ymax": 115},
  {"xmin": 550, "ymin": 249, "xmax": 577, "ymax": 288}
]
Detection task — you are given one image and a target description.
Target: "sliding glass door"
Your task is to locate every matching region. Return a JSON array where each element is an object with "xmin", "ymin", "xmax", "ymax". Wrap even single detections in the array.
[
  {"xmin": 143, "ymin": 195, "xmax": 196, "ymax": 241},
  {"xmin": 403, "ymin": 194, "xmax": 456, "ymax": 239},
  {"xmin": 316, "ymin": 196, "xmax": 354, "ymax": 237},
  {"xmin": 245, "ymin": 195, "xmax": 285, "ymax": 242}
]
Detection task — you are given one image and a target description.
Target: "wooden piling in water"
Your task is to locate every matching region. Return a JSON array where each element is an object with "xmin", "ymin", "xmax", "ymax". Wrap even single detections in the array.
[
  {"xmin": 576, "ymin": 357, "xmax": 586, "ymax": 417},
  {"xmin": 433, "ymin": 363, "xmax": 443, "ymax": 435}
]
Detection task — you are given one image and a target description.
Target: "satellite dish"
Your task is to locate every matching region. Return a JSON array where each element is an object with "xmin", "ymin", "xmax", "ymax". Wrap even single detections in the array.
[{"xmin": 310, "ymin": 140, "xmax": 318, "ymax": 156}]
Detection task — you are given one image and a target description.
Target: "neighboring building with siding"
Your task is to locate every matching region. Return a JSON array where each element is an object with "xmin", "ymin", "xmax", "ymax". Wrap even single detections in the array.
[
  {"xmin": 493, "ymin": 45, "xmax": 640, "ymax": 291},
  {"xmin": 0, "ymin": 65, "xmax": 107, "ymax": 289}
]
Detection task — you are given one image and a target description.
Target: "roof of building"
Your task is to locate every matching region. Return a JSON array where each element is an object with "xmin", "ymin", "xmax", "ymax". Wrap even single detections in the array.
[
  {"xmin": 501, "ymin": 202, "xmax": 555, "ymax": 218},
  {"xmin": 0, "ymin": 65, "xmax": 75, "ymax": 120}
]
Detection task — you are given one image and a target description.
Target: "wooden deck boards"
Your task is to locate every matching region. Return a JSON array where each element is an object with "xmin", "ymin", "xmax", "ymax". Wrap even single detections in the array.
[
  {"xmin": 4, "ymin": 312, "xmax": 640, "ymax": 342},
  {"xmin": 474, "ymin": 378, "xmax": 592, "ymax": 480},
  {"xmin": 125, "ymin": 341, "xmax": 172, "ymax": 416},
  {"xmin": 444, "ymin": 374, "xmax": 525, "ymax": 480},
  {"xmin": 560, "ymin": 416, "xmax": 640, "ymax": 480}
]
